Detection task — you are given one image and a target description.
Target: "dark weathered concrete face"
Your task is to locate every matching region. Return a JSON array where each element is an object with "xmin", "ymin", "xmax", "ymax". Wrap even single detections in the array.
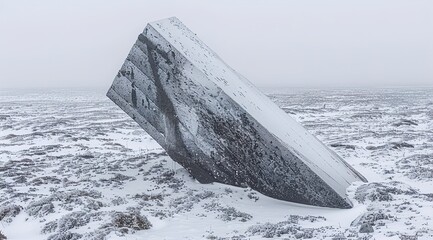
[{"xmin": 107, "ymin": 17, "xmax": 367, "ymax": 208}]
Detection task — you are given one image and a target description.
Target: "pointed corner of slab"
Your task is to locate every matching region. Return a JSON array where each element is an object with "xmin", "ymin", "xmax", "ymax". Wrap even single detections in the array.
[{"xmin": 149, "ymin": 16, "xmax": 181, "ymax": 26}]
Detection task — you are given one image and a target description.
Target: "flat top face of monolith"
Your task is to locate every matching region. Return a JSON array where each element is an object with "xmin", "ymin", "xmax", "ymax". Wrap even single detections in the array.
[{"xmin": 148, "ymin": 17, "xmax": 366, "ymax": 201}]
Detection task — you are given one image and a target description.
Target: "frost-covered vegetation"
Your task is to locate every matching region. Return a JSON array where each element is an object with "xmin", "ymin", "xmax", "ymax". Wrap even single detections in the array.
[{"xmin": 0, "ymin": 88, "xmax": 432, "ymax": 239}]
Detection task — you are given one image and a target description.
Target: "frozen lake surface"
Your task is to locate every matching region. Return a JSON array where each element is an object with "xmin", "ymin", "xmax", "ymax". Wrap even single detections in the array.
[{"xmin": 1, "ymin": 87, "xmax": 432, "ymax": 239}]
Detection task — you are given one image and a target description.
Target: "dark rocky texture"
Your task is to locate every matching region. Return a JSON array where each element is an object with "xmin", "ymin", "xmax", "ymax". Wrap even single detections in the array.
[
  {"xmin": 359, "ymin": 223, "xmax": 374, "ymax": 233},
  {"xmin": 0, "ymin": 205, "xmax": 22, "ymax": 223},
  {"xmin": 110, "ymin": 212, "xmax": 152, "ymax": 231},
  {"xmin": 107, "ymin": 17, "xmax": 366, "ymax": 208}
]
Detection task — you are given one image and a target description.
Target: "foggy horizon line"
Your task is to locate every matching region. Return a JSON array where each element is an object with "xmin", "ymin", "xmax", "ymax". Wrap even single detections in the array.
[{"xmin": 1, "ymin": 83, "xmax": 432, "ymax": 91}]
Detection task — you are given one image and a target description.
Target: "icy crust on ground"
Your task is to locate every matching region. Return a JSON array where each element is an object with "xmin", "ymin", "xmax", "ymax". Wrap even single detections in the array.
[{"xmin": 1, "ymin": 88, "xmax": 433, "ymax": 239}]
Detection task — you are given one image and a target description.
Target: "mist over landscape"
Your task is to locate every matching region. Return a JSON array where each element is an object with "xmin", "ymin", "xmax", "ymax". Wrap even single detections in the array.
[
  {"xmin": 1, "ymin": 1, "xmax": 433, "ymax": 240},
  {"xmin": 0, "ymin": 0, "xmax": 432, "ymax": 89}
]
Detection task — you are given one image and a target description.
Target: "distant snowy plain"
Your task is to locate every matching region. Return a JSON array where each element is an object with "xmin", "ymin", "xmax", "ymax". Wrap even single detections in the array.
[{"xmin": 0, "ymin": 88, "xmax": 432, "ymax": 239}]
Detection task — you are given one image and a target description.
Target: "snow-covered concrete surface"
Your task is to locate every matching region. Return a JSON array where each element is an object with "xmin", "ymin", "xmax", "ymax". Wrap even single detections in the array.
[
  {"xmin": 108, "ymin": 17, "xmax": 365, "ymax": 208},
  {"xmin": 0, "ymin": 87, "xmax": 432, "ymax": 239},
  {"xmin": 150, "ymin": 18, "xmax": 366, "ymax": 196}
]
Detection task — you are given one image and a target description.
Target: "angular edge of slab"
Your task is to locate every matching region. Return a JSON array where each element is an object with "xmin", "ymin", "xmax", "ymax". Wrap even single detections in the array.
[{"xmin": 107, "ymin": 17, "xmax": 367, "ymax": 208}]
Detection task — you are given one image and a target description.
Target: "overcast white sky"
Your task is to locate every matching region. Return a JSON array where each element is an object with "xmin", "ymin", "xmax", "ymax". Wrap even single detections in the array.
[{"xmin": 0, "ymin": 0, "xmax": 432, "ymax": 89}]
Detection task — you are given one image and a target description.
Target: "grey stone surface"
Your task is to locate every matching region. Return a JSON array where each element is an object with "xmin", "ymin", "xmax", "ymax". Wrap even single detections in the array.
[
  {"xmin": 107, "ymin": 17, "xmax": 367, "ymax": 208},
  {"xmin": 359, "ymin": 223, "xmax": 374, "ymax": 233}
]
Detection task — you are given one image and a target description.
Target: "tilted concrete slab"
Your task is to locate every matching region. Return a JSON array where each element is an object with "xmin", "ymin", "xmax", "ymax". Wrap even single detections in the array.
[{"xmin": 107, "ymin": 17, "xmax": 367, "ymax": 208}]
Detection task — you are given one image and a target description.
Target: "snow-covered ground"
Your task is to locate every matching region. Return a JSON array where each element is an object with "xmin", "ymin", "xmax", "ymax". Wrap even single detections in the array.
[{"xmin": 0, "ymin": 87, "xmax": 432, "ymax": 240}]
